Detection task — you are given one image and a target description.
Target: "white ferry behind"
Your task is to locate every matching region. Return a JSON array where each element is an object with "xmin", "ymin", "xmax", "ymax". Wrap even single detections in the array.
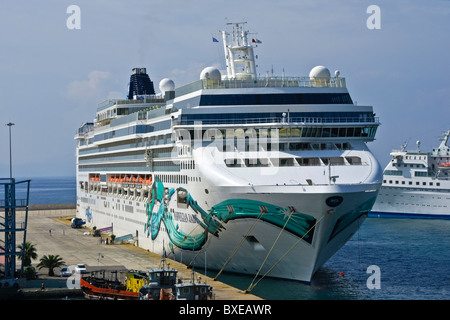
[
  {"xmin": 371, "ymin": 130, "xmax": 450, "ymax": 219},
  {"xmin": 74, "ymin": 22, "xmax": 382, "ymax": 283}
]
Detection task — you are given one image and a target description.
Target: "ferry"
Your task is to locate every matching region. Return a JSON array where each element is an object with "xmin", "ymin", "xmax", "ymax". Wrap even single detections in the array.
[
  {"xmin": 74, "ymin": 22, "xmax": 382, "ymax": 283},
  {"xmin": 371, "ymin": 130, "xmax": 450, "ymax": 219}
]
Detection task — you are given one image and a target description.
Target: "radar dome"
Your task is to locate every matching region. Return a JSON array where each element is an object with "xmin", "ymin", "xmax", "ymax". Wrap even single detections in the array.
[
  {"xmin": 159, "ymin": 78, "xmax": 175, "ymax": 93},
  {"xmin": 200, "ymin": 67, "xmax": 221, "ymax": 81},
  {"xmin": 309, "ymin": 66, "xmax": 331, "ymax": 79}
]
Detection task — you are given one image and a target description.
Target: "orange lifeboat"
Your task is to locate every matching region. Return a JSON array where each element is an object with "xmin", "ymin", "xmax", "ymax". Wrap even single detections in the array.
[{"xmin": 439, "ymin": 162, "xmax": 450, "ymax": 169}]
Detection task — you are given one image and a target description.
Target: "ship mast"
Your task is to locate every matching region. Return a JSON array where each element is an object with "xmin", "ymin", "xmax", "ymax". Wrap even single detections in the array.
[
  {"xmin": 438, "ymin": 130, "xmax": 450, "ymax": 150},
  {"xmin": 221, "ymin": 22, "xmax": 257, "ymax": 80}
]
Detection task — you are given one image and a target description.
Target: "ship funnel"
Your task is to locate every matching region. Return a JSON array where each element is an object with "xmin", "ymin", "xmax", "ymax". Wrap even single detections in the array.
[{"xmin": 128, "ymin": 67, "xmax": 155, "ymax": 100}]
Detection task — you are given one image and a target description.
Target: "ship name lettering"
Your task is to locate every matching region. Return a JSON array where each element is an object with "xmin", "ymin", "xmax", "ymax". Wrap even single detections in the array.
[{"xmin": 173, "ymin": 211, "xmax": 197, "ymax": 223}]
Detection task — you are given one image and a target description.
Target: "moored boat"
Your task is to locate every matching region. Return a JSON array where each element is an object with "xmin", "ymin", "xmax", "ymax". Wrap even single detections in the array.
[
  {"xmin": 80, "ymin": 270, "xmax": 139, "ymax": 300},
  {"xmin": 371, "ymin": 130, "xmax": 450, "ymax": 219},
  {"xmin": 80, "ymin": 259, "xmax": 213, "ymax": 300}
]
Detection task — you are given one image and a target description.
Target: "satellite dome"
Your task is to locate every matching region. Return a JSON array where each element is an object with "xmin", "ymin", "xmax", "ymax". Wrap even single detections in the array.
[
  {"xmin": 200, "ymin": 67, "xmax": 221, "ymax": 81},
  {"xmin": 309, "ymin": 66, "xmax": 331, "ymax": 79},
  {"xmin": 159, "ymin": 78, "xmax": 175, "ymax": 93}
]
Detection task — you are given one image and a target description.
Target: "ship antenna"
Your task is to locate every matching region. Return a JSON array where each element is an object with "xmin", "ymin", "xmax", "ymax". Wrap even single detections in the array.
[
  {"xmin": 221, "ymin": 21, "xmax": 257, "ymax": 80},
  {"xmin": 438, "ymin": 130, "xmax": 450, "ymax": 149},
  {"xmin": 400, "ymin": 142, "xmax": 408, "ymax": 152}
]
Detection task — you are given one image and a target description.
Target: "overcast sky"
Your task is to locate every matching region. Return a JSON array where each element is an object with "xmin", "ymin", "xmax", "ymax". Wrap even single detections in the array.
[{"xmin": 1, "ymin": 0, "xmax": 449, "ymax": 177}]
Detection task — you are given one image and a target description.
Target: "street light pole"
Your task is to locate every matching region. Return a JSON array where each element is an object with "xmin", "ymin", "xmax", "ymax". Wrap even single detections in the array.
[{"xmin": 6, "ymin": 122, "xmax": 15, "ymax": 179}]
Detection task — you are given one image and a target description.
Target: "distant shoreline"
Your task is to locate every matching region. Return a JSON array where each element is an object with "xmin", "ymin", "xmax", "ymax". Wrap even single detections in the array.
[{"xmin": 17, "ymin": 203, "xmax": 76, "ymax": 211}]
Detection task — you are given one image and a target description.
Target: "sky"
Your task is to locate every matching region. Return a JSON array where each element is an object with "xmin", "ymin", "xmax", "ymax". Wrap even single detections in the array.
[{"xmin": 0, "ymin": 0, "xmax": 449, "ymax": 178}]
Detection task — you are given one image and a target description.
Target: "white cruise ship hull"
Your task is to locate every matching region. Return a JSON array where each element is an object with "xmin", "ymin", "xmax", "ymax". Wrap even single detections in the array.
[
  {"xmin": 371, "ymin": 186, "xmax": 450, "ymax": 219},
  {"xmin": 77, "ymin": 181, "xmax": 379, "ymax": 283},
  {"xmin": 371, "ymin": 130, "xmax": 450, "ymax": 220}
]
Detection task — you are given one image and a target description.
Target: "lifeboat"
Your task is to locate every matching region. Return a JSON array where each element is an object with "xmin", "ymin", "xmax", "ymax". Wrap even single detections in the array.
[{"xmin": 439, "ymin": 162, "xmax": 450, "ymax": 169}]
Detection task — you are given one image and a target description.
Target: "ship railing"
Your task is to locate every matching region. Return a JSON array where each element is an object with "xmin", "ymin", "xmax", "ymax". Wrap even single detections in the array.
[
  {"xmin": 97, "ymin": 96, "xmax": 165, "ymax": 111},
  {"xmin": 201, "ymin": 76, "xmax": 346, "ymax": 89},
  {"xmin": 74, "ymin": 122, "xmax": 95, "ymax": 138},
  {"xmin": 175, "ymin": 116, "xmax": 379, "ymax": 126}
]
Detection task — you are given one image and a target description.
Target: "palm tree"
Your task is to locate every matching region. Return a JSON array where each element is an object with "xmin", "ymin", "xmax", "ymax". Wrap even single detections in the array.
[
  {"xmin": 37, "ymin": 255, "xmax": 66, "ymax": 276},
  {"xmin": 17, "ymin": 241, "xmax": 38, "ymax": 267}
]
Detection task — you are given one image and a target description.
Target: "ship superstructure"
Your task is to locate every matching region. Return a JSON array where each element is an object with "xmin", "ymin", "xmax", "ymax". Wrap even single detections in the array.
[
  {"xmin": 75, "ymin": 22, "xmax": 382, "ymax": 283},
  {"xmin": 371, "ymin": 130, "xmax": 450, "ymax": 219}
]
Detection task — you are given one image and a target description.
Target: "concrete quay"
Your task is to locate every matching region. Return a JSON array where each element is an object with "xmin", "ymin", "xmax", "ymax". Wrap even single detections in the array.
[{"xmin": 17, "ymin": 205, "xmax": 262, "ymax": 300}]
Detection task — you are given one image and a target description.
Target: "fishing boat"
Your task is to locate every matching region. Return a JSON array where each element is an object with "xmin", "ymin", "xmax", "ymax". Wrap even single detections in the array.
[
  {"xmin": 80, "ymin": 270, "xmax": 139, "ymax": 300},
  {"xmin": 138, "ymin": 261, "xmax": 213, "ymax": 300},
  {"xmin": 80, "ymin": 259, "xmax": 213, "ymax": 300}
]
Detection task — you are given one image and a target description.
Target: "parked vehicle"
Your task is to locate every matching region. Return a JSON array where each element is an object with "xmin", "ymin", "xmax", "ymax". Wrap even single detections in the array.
[
  {"xmin": 60, "ymin": 267, "xmax": 72, "ymax": 277},
  {"xmin": 71, "ymin": 218, "xmax": 86, "ymax": 228},
  {"xmin": 75, "ymin": 264, "xmax": 87, "ymax": 274}
]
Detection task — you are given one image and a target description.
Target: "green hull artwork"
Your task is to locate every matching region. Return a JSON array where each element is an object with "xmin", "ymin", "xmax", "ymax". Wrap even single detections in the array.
[{"xmin": 144, "ymin": 178, "xmax": 317, "ymax": 252}]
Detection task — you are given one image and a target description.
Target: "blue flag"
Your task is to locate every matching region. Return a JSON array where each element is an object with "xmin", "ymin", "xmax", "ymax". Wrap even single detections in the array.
[{"xmin": 212, "ymin": 37, "xmax": 219, "ymax": 43}]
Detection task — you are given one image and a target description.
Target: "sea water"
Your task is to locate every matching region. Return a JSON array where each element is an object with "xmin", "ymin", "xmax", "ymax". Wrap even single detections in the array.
[
  {"xmin": 212, "ymin": 217, "xmax": 450, "ymax": 300},
  {"xmin": 10, "ymin": 176, "xmax": 449, "ymax": 300},
  {"xmin": 4, "ymin": 176, "xmax": 76, "ymax": 205}
]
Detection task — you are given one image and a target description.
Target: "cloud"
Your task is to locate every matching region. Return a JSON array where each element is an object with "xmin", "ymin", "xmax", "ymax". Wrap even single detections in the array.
[{"xmin": 65, "ymin": 70, "xmax": 112, "ymax": 101}]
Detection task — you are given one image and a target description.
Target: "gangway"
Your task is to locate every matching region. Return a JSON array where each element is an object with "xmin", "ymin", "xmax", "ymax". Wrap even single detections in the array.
[
  {"xmin": 97, "ymin": 226, "xmax": 113, "ymax": 233},
  {"xmin": 114, "ymin": 233, "xmax": 134, "ymax": 244},
  {"xmin": 93, "ymin": 225, "xmax": 113, "ymax": 236}
]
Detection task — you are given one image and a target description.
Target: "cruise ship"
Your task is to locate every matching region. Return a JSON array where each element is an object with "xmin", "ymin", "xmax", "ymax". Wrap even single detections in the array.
[
  {"xmin": 74, "ymin": 22, "xmax": 382, "ymax": 283},
  {"xmin": 371, "ymin": 130, "xmax": 450, "ymax": 219}
]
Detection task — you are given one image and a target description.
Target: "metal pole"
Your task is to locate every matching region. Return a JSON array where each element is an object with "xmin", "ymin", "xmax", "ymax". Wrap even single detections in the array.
[{"xmin": 6, "ymin": 122, "xmax": 15, "ymax": 179}]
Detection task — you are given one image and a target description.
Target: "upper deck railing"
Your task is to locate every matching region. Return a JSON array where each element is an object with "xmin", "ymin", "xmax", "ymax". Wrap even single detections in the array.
[
  {"xmin": 97, "ymin": 96, "xmax": 165, "ymax": 112},
  {"xmin": 96, "ymin": 76, "xmax": 346, "ymax": 112},
  {"xmin": 175, "ymin": 116, "xmax": 379, "ymax": 126},
  {"xmin": 174, "ymin": 76, "xmax": 347, "ymax": 98},
  {"xmin": 201, "ymin": 76, "xmax": 346, "ymax": 90}
]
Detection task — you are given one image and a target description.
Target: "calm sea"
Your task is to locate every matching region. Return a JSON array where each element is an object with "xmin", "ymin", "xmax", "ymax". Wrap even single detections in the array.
[
  {"xmin": 8, "ymin": 176, "xmax": 76, "ymax": 205},
  {"xmin": 211, "ymin": 217, "xmax": 450, "ymax": 300},
  {"xmin": 10, "ymin": 176, "xmax": 450, "ymax": 300}
]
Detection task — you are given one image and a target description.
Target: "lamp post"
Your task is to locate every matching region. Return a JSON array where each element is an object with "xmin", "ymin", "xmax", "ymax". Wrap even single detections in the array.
[{"xmin": 6, "ymin": 122, "xmax": 14, "ymax": 179}]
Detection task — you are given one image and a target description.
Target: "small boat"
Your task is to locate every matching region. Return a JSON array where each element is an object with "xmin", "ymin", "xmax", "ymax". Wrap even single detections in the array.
[
  {"xmin": 173, "ymin": 274, "xmax": 214, "ymax": 301},
  {"xmin": 80, "ymin": 270, "xmax": 139, "ymax": 300},
  {"xmin": 138, "ymin": 258, "xmax": 213, "ymax": 300},
  {"xmin": 439, "ymin": 162, "xmax": 450, "ymax": 168},
  {"xmin": 80, "ymin": 259, "xmax": 213, "ymax": 300}
]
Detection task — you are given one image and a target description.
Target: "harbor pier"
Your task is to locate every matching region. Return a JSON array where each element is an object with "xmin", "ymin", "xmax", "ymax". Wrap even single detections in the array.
[{"xmin": 13, "ymin": 204, "xmax": 261, "ymax": 300}]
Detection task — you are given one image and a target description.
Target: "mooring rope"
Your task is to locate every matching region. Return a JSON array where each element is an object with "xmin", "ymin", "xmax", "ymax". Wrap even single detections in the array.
[
  {"xmin": 245, "ymin": 208, "xmax": 295, "ymax": 292},
  {"xmin": 213, "ymin": 208, "xmax": 266, "ymax": 280},
  {"xmin": 245, "ymin": 213, "xmax": 327, "ymax": 293}
]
